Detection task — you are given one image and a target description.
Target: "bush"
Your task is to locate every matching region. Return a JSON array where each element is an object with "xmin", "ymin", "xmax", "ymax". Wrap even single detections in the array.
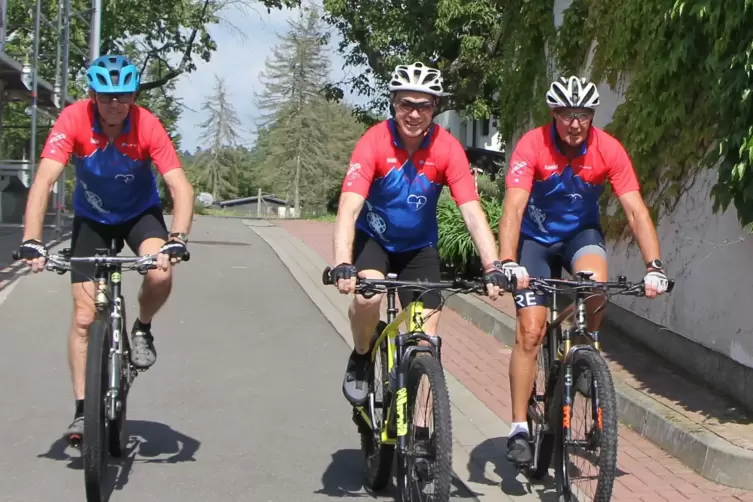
[{"xmin": 437, "ymin": 189, "xmax": 502, "ymax": 279}]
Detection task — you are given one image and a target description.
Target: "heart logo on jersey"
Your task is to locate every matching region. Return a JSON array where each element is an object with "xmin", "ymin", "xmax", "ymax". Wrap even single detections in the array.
[
  {"xmin": 115, "ymin": 173, "xmax": 135, "ymax": 184},
  {"xmin": 407, "ymin": 194, "xmax": 427, "ymax": 210}
]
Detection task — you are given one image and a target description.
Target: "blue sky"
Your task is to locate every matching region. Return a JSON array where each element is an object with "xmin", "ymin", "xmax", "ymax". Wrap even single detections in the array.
[{"xmin": 172, "ymin": 4, "xmax": 369, "ymax": 152}]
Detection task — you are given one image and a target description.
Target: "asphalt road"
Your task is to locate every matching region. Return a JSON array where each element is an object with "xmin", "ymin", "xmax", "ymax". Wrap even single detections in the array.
[{"xmin": 0, "ymin": 216, "xmax": 478, "ymax": 501}]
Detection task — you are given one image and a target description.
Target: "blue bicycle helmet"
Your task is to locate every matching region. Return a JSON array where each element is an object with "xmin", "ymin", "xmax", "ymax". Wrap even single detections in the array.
[{"xmin": 86, "ymin": 55, "xmax": 140, "ymax": 94}]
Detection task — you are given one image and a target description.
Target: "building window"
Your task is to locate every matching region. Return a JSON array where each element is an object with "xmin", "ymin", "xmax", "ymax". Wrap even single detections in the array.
[{"xmin": 481, "ymin": 118, "xmax": 490, "ymax": 136}]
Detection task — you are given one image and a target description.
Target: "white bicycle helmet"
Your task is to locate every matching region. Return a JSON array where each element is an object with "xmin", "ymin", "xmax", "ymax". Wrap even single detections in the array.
[
  {"xmin": 388, "ymin": 62, "xmax": 444, "ymax": 97},
  {"xmin": 546, "ymin": 76, "xmax": 600, "ymax": 109}
]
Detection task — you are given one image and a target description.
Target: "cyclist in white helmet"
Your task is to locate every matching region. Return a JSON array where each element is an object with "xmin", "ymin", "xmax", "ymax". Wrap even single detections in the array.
[
  {"xmin": 497, "ymin": 75, "xmax": 669, "ymax": 466},
  {"xmin": 326, "ymin": 61, "xmax": 508, "ymax": 412}
]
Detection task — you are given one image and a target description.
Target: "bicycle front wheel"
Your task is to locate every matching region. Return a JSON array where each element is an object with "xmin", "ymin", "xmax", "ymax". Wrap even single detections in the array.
[
  {"xmin": 360, "ymin": 321, "xmax": 394, "ymax": 491},
  {"xmin": 553, "ymin": 349, "xmax": 618, "ymax": 502},
  {"xmin": 396, "ymin": 354, "xmax": 452, "ymax": 502},
  {"xmin": 82, "ymin": 318, "xmax": 111, "ymax": 501}
]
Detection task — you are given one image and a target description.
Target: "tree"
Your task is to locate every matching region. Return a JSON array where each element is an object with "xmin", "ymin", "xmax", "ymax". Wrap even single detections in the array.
[
  {"xmin": 253, "ymin": 5, "xmax": 334, "ymax": 215},
  {"xmin": 192, "ymin": 75, "xmax": 244, "ymax": 200}
]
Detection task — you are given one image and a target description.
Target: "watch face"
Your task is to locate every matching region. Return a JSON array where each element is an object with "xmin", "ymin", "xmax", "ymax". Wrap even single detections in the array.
[{"xmin": 650, "ymin": 259, "xmax": 664, "ymax": 269}]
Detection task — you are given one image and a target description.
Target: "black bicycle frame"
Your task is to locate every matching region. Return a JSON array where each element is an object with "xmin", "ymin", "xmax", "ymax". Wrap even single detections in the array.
[
  {"xmin": 90, "ymin": 238, "xmax": 131, "ymax": 423},
  {"xmin": 546, "ymin": 284, "xmax": 602, "ymax": 443}
]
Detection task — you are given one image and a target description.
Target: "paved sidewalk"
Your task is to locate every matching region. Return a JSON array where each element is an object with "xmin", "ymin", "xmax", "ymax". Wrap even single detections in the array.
[{"xmin": 276, "ymin": 219, "xmax": 753, "ymax": 502}]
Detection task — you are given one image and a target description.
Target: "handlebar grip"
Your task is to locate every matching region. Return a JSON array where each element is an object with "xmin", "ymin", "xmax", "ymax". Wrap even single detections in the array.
[
  {"xmin": 183, "ymin": 251, "xmax": 191, "ymax": 262},
  {"xmin": 322, "ymin": 266, "xmax": 333, "ymax": 285},
  {"xmin": 11, "ymin": 250, "xmax": 20, "ymax": 261},
  {"xmin": 667, "ymin": 279, "xmax": 675, "ymax": 293}
]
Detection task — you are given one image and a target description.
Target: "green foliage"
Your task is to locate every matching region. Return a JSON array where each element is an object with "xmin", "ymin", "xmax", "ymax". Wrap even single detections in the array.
[{"xmin": 437, "ymin": 190, "xmax": 502, "ymax": 275}]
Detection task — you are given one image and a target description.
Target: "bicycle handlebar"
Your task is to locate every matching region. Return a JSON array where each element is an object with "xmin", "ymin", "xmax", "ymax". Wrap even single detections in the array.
[
  {"xmin": 527, "ymin": 273, "xmax": 675, "ymax": 297},
  {"xmin": 321, "ymin": 265, "xmax": 490, "ymax": 294},
  {"xmin": 11, "ymin": 250, "xmax": 186, "ymax": 275}
]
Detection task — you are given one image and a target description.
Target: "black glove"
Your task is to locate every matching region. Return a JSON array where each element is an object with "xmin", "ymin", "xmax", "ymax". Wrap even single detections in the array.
[
  {"xmin": 17, "ymin": 239, "xmax": 48, "ymax": 260},
  {"xmin": 329, "ymin": 262, "xmax": 357, "ymax": 284},
  {"xmin": 483, "ymin": 260, "xmax": 512, "ymax": 292},
  {"xmin": 159, "ymin": 239, "xmax": 189, "ymax": 259}
]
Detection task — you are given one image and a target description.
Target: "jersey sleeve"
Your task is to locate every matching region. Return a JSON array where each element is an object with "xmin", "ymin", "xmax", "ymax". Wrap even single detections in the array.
[
  {"xmin": 341, "ymin": 133, "xmax": 377, "ymax": 197},
  {"xmin": 606, "ymin": 139, "xmax": 640, "ymax": 196},
  {"xmin": 144, "ymin": 113, "xmax": 182, "ymax": 175},
  {"xmin": 444, "ymin": 137, "xmax": 479, "ymax": 205},
  {"xmin": 504, "ymin": 133, "xmax": 538, "ymax": 192},
  {"xmin": 40, "ymin": 105, "xmax": 78, "ymax": 165}
]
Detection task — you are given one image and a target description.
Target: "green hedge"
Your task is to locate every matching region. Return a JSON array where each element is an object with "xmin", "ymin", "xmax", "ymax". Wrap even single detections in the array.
[{"xmin": 437, "ymin": 188, "xmax": 502, "ymax": 279}]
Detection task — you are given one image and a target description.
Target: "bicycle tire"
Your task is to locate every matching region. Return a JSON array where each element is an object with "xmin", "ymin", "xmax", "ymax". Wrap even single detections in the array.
[
  {"xmin": 82, "ymin": 318, "xmax": 110, "ymax": 501},
  {"xmin": 396, "ymin": 354, "xmax": 453, "ymax": 502},
  {"xmin": 552, "ymin": 349, "xmax": 618, "ymax": 502},
  {"xmin": 360, "ymin": 321, "xmax": 394, "ymax": 491},
  {"xmin": 526, "ymin": 332, "xmax": 555, "ymax": 479}
]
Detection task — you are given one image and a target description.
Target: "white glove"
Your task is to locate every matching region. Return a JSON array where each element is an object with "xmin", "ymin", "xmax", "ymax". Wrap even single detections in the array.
[
  {"xmin": 644, "ymin": 270, "xmax": 668, "ymax": 295},
  {"xmin": 501, "ymin": 260, "xmax": 529, "ymax": 282}
]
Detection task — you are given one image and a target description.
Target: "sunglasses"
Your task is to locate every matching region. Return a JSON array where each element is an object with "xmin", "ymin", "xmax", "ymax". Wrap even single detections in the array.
[
  {"xmin": 556, "ymin": 109, "xmax": 594, "ymax": 125},
  {"xmin": 96, "ymin": 93, "xmax": 135, "ymax": 104},
  {"xmin": 395, "ymin": 99, "xmax": 436, "ymax": 114}
]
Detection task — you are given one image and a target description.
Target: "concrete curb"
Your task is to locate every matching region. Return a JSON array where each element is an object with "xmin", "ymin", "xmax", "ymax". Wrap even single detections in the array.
[
  {"xmin": 243, "ymin": 220, "xmax": 553, "ymax": 502},
  {"xmin": 446, "ymin": 291, "xmax": 753, "ymax": 490}
]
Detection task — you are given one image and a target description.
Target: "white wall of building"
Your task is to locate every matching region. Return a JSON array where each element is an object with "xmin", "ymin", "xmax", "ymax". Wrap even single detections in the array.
[
  {"xmin": 435, "ymin": 111, "xmax": 504, "ymax": 152},
  {"xmin": 551, "ymin": 0, "xmax": 753, "ymax": 366}
]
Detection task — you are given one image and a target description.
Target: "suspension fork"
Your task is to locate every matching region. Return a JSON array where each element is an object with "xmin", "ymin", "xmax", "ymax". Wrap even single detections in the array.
[{"xmin": 107, "ymin": 265, "xmax": 125, "ymax": 421}]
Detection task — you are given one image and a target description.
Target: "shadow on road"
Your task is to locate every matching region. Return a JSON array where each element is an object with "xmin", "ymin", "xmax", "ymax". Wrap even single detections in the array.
[
  {"xmin": 37, "ymin": 420, "xmax": 200, "ymax": 500},
  {"xmin": 315, "ymin": 448, "xmax": 488, "ymax": 499},
  {"xmin": 315, "ymin": 449, "xmax": 372, "ymax": 498},
  {"xmin": 468, "ymin": 437, "xmax": 560, "ymax": 501}
]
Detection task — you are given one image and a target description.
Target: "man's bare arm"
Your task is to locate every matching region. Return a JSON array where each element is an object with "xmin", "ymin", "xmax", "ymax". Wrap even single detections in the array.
[
  {"xmin": 22, "ymin": 158, "xmax": 66, "ymax": 242},
  {"xmin": 162, "ymin": 168, "xmax": 194, "ymax": 236},
  {"xmin": 458, "ymin": 200, "xmax": 499, "ymax": 268},
  {"xmin": 498, "ymin": 187, "xmax": 531, "ymax": 261},
  {"xmin": 333, "ymin": 192, "xmax": 366, "ymax": 264},
  {"xmin": 618, "ymin": 191, "xmax": 661, "ymax": 264}
]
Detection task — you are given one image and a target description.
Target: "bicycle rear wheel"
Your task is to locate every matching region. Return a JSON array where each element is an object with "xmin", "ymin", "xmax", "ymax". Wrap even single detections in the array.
[
  {"xmin": 396, "ymin": 354, "xmax": 452, "ymax": 502},
  {"xmin": 359, "ymin": 321, "xmax": 394, "ymax": 491},
  {"xmin": 553, "ymin": 349, "xmax": 618, "ymax": 502},
  {"xmin": 82, "ymin": 318, "xmax": 111, "ymax": 501}
]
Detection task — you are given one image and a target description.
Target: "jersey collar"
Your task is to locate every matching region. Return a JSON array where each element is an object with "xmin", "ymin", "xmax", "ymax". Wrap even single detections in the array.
[
  {"xmin": 91, "ymin": 101, "xmax": 133, "ymax": 136},
  {"xmin": 550, "ymin": 122, "xmax": 590, "ymax": 157},
  {"xmin": 387, "ymin": 118, "xmax": 435, "ymax": 151}
]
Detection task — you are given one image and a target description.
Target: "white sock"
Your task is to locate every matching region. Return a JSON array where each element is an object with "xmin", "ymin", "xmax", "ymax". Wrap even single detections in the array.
[{"xmin": 509, "ymin": 421, "xmax": 529, "ymax": 437}]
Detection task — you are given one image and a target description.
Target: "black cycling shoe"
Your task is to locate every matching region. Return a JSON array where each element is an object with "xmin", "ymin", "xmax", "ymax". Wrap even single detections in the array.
[
  {"xmin": 506, "ymin": 431, "xmax": 533, "ymax": 465},
  {"xmin": 130, "ymin": 321, "xmax": 157, "ymax": 369},
  {"xmin": 342, "ymin": 349, "xmax": 370, "ymax": 405}
]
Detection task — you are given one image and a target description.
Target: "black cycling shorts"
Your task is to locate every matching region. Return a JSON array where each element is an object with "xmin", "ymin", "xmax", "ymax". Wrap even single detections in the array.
[
  {"xmin": 352, "ymin": 230, "xmax": 443, "ymax": 310},
  {"xmin": 69, "ymin": 205, "xmax": 168, "ymax": 284},
  {"xmin": 513, "ymin": 227, "xmax": 607, "ymax": 310}
]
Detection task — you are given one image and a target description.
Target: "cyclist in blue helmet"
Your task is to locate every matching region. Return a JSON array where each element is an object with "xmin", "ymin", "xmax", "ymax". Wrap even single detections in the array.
[{"xmin": 16, "ymin": 54, "xmax": 195, "ymax": 445}]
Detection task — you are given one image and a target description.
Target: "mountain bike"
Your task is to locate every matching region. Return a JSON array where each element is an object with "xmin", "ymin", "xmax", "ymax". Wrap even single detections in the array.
[
  {"xmin": 15, "ymin": 236, "xmax": 189, "ymax": 502},
  {"xmin": 322, "ymin": 266, "xmax": 501, "ymax": 501},
  {"xmin": 520, "ymin": 271, "xmax": 674, "ymax": 502}
]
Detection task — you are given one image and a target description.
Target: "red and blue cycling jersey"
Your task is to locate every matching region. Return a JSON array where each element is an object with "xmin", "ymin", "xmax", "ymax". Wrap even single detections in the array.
[
  {"xmin": 506, "ymin": 124, "xmax": 640, "ymax": 245},
  {"xmin": 342, "ymin": 119, "xmax": 479, "ymax": 253},
  {"xmin": 40, "ymin": 99, "xmax": 182, "ymax": 225}
]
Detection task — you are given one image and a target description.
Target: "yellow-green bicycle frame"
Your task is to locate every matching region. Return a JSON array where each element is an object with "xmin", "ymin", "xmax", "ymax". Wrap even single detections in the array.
[{"xmin": 354, "ymin": 295, "xmax": 437, "ymax": 447}]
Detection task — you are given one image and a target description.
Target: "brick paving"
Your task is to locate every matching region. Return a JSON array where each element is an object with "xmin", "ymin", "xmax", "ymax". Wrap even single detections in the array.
[{"xmin": 276, "ymin": 218, "xmax": 753, "ymax": 501}]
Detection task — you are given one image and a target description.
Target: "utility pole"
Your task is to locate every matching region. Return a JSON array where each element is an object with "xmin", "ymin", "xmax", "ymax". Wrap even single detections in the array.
[{"xmin": 89, "ymin": 0, "xmax": 101, "ymax": 61}]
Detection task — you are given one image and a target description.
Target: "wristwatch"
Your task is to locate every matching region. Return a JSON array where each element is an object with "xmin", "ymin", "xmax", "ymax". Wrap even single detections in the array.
[
  {"xmin": 646, "ymin": 258, "xmax": 664, "ymax": 271},
  {"xmin": 170, "ymin": 232, "xmax": 189, "ymax": 243}
]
